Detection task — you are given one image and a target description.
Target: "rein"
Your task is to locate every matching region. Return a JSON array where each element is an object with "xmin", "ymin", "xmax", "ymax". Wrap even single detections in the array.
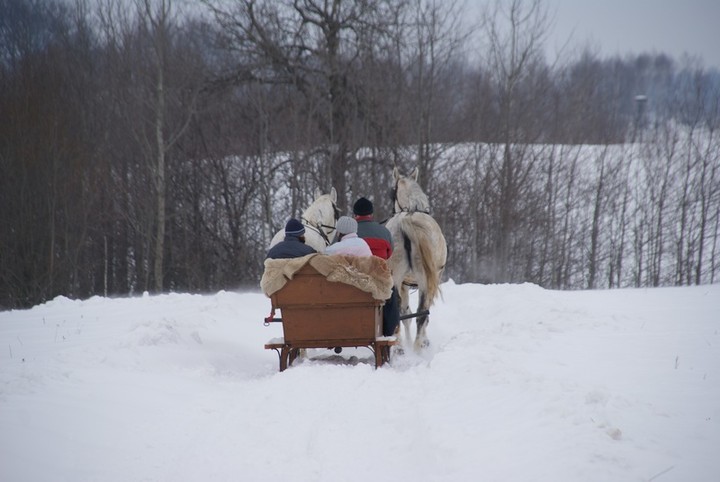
[
  {"xmin": 394, "ymin": 207, "xmax": 431, "ymax": 215},
  {"xmin": 302, "ymin": 217, "xmax": 336, "ymax": 246}
]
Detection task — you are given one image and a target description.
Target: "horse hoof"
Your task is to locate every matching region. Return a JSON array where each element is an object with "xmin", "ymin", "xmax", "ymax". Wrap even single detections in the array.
[{"xmin": 415, "ymin": 339, "xmax": 430, "ymax": 351}]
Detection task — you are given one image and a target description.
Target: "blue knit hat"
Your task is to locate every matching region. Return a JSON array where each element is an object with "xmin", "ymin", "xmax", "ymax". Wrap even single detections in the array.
[{"xmin": 285, "ymin": 218, "xmax": 305, "ymax": 236}]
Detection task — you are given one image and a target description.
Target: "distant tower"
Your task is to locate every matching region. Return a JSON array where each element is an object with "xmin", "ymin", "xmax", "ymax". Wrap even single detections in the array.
[{"xmin": 634, "ymin": 94, "xmax": 648, "ymax": 141}]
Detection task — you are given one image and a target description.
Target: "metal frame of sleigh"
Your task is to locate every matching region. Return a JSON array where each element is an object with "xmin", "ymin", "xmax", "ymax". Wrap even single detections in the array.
[{"xmin": 261, "ymin": 254, "xmax": 401, "ymax": 371}]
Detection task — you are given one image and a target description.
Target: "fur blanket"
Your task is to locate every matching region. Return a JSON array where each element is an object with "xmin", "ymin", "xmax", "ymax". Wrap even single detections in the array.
[{"xmin": 261, "ymin": 254, "xmax": 393, "ymax": 301}]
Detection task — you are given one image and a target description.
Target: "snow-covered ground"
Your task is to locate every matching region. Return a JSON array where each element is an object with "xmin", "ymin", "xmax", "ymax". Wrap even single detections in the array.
[{"xmin": 1, "ymin": 281, "xmax": 718, "ymax": 481}]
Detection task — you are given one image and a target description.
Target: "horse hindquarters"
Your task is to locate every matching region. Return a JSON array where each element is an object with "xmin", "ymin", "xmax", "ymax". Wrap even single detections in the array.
[
  {"xmin": 389, "ymin": 214, "xmax": 445, "ymax": 350},
  {"xmin": 399, "ymin": 215, "xmax": 444, "ymax": 306}
]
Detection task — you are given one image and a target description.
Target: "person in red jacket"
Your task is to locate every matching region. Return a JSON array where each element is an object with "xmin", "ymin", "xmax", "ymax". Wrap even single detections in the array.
[
  {"xmin": 353, "ymin": 197, "xmax": 393, "ymax": 259},
  {"xmin": 353, "ymin": 197, "xmax": 399, "ymax": 337}
]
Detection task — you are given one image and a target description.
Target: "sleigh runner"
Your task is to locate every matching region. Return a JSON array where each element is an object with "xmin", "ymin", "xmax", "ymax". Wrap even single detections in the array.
[{"xmin": 261, "ymin": 254, "xmax": 397, "ymax": 371}]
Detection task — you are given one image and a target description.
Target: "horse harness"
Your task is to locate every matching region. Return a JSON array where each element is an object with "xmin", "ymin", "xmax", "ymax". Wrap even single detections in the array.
[
  {"xmin": 301, "ymin": 219, "xmax": 335, "ymax": 246},
  {"xmin": 301, "ymin": 201, "xmax": 341, "ymax": 246}
]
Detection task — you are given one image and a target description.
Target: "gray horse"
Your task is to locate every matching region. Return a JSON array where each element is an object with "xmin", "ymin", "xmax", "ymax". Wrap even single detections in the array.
[{"xmin": 385, "ymin": 168, "xmax": 447, "ymax": 351}]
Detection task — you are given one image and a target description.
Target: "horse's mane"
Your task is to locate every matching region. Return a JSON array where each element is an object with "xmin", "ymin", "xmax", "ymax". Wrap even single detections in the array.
[
  {"xmin": 302, "ymin": 189, "xmax": 338, "ymax": 226},
  {"xmin": 397, "ymin": 177, "xmax": 430, "ymax": 213}
]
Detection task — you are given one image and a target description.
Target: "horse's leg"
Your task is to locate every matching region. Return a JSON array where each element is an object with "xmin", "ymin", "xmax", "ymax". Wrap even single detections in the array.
[
  {"xmin": 401, "ymin": 283, "xmax": 413, "ymax": 344},
  {"xmin": 414, "ymin": 291, "xmax": 430, "ymax": 351},
  {"xmin": 394, "ymin": 283, "xmax": 411, "ymax": 352}
]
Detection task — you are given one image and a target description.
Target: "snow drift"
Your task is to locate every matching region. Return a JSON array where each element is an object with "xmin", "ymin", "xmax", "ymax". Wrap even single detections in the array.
[{"xmin": 1, "ymin": 282, "xmax": 718, "ymax": 481}]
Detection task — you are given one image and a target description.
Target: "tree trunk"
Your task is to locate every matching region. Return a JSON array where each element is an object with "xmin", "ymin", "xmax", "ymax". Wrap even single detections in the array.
[{"xmin": 588, "ymin": 154, "xmax": 605, "ymax": 289}]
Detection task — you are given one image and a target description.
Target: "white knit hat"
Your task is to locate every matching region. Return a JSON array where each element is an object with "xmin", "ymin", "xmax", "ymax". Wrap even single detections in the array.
[{"xmin": 336, "ymin": 216, "xmax": 357, "ymax": 235}]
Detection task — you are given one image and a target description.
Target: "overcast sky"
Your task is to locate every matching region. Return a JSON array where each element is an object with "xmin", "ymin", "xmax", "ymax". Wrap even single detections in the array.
[{"xmin": 469, "ymin": 0, "xmax": 720, "ymax": 69}]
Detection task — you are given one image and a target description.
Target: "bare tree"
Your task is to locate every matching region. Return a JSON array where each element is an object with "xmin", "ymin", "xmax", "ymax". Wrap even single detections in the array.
[
  {"xmin": 96, "ymin": 0, "xmax": 203, "ymax": 292},
  {"xmin": 480, "ymin": 0, "xmax": 551, "ymax": 282},
  {"xmin": 204, "ymin": 0, "xmax": 399, "ymax": 210},
  {"xmin": 137, "ymin": 0, "xmax": 202, "ymax": 291},
  {"xmin": 406, "ymin": 0, "xmax": 468, "ymax": 185}
]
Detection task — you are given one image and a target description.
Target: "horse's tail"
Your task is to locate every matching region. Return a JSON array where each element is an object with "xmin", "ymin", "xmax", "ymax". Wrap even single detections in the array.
[{"xmin": 400, "ymin": 215, "xmax": 442, "ymax": 306}]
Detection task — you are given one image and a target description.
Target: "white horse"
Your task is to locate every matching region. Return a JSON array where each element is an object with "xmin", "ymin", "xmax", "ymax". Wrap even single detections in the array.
[
  {"xmin": 269, "ymin": 188, "xmax": 339, "ymax": 252},
  {"xmin": 385, "ymin": 167, "xmax": 447, "ymax": 351}
]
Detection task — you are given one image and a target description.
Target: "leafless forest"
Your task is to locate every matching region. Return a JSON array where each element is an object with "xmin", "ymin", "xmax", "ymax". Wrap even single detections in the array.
[{"xmin": 2, "ymin": 0, "xmax": 719, "ymax": 308}]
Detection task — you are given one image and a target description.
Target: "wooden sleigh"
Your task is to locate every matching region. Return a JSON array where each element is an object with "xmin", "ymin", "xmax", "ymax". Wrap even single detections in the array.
[{"xmin": 263, "ymin": 263, "xmax": 397, "ymax": 371}]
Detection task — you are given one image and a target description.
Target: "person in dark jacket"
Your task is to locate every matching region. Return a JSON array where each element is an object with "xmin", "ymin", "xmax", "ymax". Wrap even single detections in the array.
[
  {"xmin": 353, "ymin": 197, "xmax": 399, "ymax": 337},
  {"xmin": 265, "ymin": 218, "xmax": 317, "ymax": 259}
]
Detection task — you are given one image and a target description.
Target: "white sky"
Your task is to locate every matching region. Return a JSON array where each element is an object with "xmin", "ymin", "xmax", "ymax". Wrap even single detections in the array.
[{"xmin": 468, "ymin": 0, "xmax": 720, "ymax": 69}]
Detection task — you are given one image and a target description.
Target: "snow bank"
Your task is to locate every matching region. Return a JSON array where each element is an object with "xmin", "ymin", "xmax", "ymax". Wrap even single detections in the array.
[{"xmin": 1, "ymin": 283, "xmax": 718, "ymax": 481}]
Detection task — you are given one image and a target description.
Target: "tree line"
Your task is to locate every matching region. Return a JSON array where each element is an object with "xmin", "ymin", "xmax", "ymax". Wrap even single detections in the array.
[{"xmin": 1, "ymin": 0, "xmax": 718, "ymax": 309}]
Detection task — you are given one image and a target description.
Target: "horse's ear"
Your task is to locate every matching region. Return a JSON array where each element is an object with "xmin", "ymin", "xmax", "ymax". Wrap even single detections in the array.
[
  {"xmin": 330, "ymin": 187, "xmax": 337, "ymax": 203},
  {"xmin": 393, "ymin": 166, "xmax": 400, "ymax": 182},
  {"xmin": 410, "ymin": 167, "xmax": 419, "ymax": 181},
  {"xmin": 314, "ymin": 188, "xmax": 322, "ymax": 200}
]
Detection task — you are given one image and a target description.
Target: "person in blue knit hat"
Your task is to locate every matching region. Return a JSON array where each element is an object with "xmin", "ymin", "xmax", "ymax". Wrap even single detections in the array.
[{"xmin": 265, "ymin": 219, "xmax": 317, "ymax": 259}]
